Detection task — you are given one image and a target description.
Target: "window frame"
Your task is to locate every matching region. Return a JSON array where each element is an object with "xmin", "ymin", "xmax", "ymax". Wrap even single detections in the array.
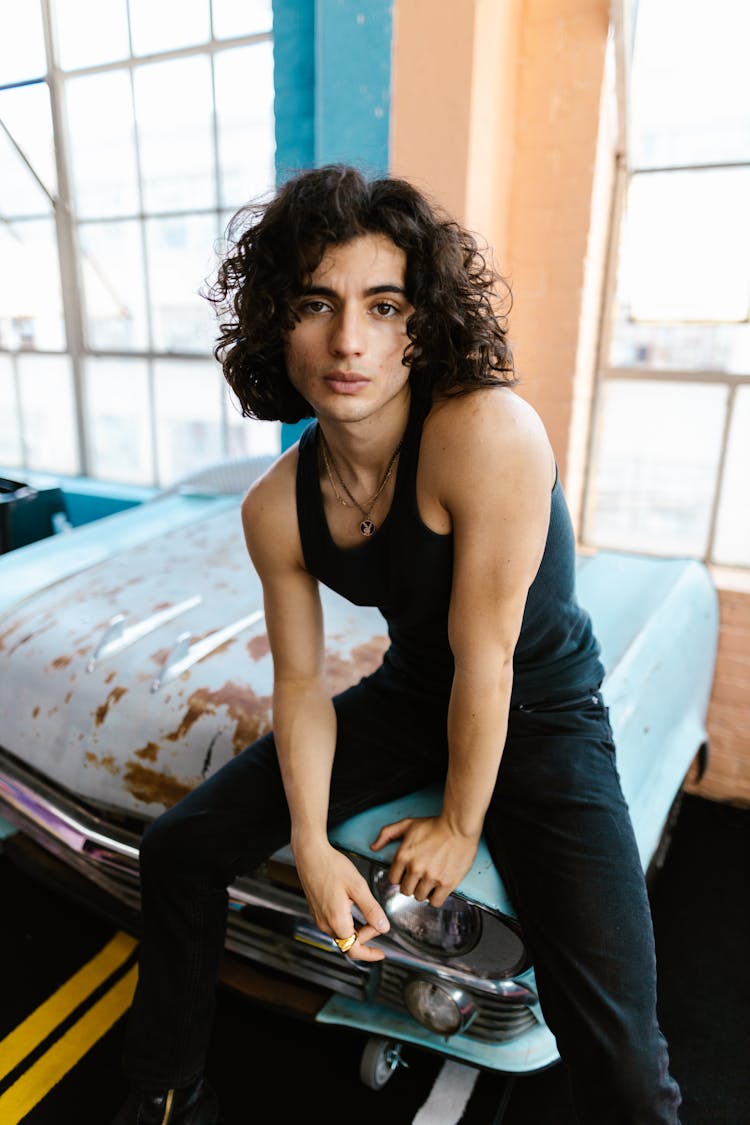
[
  {"xmin": 581, "ymin": 0, "xmax": 750, "ymax": 569},
  {"xmin": 0, "ymin": 0, "xmax": 276, "ymax": 485}
]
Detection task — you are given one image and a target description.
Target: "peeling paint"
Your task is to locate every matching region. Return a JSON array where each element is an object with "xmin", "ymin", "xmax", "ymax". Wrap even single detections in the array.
[
  {"xmin": 247, "ymin": 634, "xmax": 271, "ymax": 661},
  {"xmin": 324, "ymin": 636, "xmax": 389, "ymax": 694},
  {"xmin": 135, "ymin": 741, "xmax": 160, "ymax": 762},
  {"xmin": 165, "ymin": 680, "xmax": 272, "ymax": 751},
  {"xmin": 94, "ymin": 685, "xmax": 128, "ymax": 726},
  {"xmin": 123, "ymin": 761, "xmax": 197, "ymax": 807},
  {"xmin": 84, "ymin": 752, "xmax": 120, "ymax": 775}
]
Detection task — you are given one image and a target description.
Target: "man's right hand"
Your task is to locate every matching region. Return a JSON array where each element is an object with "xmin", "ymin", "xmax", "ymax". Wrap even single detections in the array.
[{"xmin": 293, "ymin": 840, "xmax": 391, "ymax": 962}]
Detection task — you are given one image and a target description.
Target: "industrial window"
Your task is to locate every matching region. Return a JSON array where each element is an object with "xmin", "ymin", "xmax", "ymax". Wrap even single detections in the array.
[
  {"xmin": 0, "ymin": 0, "xmax": 279, "ymax": 486},
  {"xmin": 583, "ymin": 0, "xmax": 750, "ymax": 568}
]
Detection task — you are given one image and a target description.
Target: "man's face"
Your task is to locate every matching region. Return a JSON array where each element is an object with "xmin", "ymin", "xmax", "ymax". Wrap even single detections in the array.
[{"xmin": 284, "ymin": 233, "xmax": 414, "ymax": 426}]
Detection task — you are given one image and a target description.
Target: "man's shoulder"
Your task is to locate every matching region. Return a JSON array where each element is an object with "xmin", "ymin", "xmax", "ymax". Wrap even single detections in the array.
[
  {"xmin": 425, "ymin": 386, "xmax": 550, "ymax": 463},
  {"xmin": 241, "ymin": 444, "xmax": 300, "ymax": 554}
]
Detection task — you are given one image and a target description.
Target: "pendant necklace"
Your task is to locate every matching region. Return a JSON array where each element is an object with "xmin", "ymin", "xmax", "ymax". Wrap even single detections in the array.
[{"xmin": 319, "ymin": 429, "xmax": 403, "ymax": 537}]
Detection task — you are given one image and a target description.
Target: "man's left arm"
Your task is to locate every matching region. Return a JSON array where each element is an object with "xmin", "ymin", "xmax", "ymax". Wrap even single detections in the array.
[{"xmin": 372, "ymin": 391, "xmax": 553, "ymax": 906}]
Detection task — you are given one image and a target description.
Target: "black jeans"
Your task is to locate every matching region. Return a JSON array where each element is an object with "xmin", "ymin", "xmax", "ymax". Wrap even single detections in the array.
[{"xmin": 123, "ymin": 667, "xmax": 681, "ymax": 1124}]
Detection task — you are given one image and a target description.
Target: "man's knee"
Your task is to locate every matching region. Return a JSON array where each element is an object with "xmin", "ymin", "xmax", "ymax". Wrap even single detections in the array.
[{"xmin": 138, "ymin": 804, "xmax": 200, "ymax": 882}]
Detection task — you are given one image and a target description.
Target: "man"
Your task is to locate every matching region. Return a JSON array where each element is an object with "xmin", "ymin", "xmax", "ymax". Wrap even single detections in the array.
[{"xmin": 113, "ymin": 165, "xmax": 681, "ymax": 1124}]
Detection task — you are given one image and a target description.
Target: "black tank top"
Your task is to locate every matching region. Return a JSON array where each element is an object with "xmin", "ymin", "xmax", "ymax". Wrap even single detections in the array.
[{"xmin": 296, "ymin": 393, "xmax": 604, "ymax": 705}]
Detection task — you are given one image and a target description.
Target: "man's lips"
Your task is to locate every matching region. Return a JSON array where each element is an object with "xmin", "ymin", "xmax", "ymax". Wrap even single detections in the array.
[{"xmin": 323, "ymin": 372, "xmax": 370, "ymax": 393}]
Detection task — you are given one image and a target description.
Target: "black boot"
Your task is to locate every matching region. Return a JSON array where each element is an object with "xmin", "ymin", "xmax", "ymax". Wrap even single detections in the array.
[{"xmin": 110, "ymin": 1075, "xmax": 220, "ymax": 1124}]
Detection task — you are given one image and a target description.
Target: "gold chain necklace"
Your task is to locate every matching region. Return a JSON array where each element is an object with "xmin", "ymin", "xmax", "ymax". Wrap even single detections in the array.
[{"xmin": 319, "ymin": 430, "xmax": 403, "ymax": 537}]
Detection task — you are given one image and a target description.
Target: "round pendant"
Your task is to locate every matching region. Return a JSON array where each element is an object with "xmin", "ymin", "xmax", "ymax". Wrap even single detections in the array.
[{"xmin": 360, "ymin": 519, "xmax": 376, "ymax": 536}]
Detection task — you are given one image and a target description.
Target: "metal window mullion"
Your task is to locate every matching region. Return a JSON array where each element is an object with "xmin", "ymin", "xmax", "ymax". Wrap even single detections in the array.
[
  {"xmin": 702, "ymin": 382, "xmax": 737, "ymax": 565},
  {"xmin": 40, "ymin": 0, "xmax": 89, "ymax": 476},
  {"xmin": 124, "ymin": 49, "xmax": 159, "ymax": 488},
  {"xmin": 604, "ymin": 367, "xmax": 750, "ymax": 386},
  {"xmin": 56, "ymin": 32, "xmax": 272, "ymax": 82},
  {"xmin": 208, "ymin": 51, "xmax": 229, "ymax": 458},
  {"xmin": 579, "ymin": 153, "xmax": 629, "ymax": 546}
]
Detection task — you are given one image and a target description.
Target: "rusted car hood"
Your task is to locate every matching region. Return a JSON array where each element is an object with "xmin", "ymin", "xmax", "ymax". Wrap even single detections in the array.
[{"xmin": 0, "ymin": 498, "xmax": 388, "ymax": 818}]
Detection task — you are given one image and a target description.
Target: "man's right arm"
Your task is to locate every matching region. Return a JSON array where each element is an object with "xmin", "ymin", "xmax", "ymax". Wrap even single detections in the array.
[{"xmin": 241, "ymin": 454, "xmax": 389, "ymax": 960}]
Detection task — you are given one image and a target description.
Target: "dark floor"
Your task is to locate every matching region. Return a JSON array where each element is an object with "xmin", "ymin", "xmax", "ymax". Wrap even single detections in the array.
[{"xmin": 1, "ymin": 793, "xmax": 748, "ymax": 1124}]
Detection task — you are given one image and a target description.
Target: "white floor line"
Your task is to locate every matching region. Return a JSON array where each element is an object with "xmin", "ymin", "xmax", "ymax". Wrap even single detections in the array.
[{"xmin": 412, "ymin": 1060, "xmax": 480, "ymax": 1125}]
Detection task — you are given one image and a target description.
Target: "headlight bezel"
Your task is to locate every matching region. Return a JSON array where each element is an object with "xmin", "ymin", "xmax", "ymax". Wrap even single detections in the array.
[{"xmin": 361, "ymin": 856, "xmax": 531, "ymax": 979}]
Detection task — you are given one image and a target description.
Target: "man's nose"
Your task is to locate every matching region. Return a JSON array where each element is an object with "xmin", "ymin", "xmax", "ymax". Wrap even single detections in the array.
[{"xmin": 329, "ymin": 307, "xmax": 364, "ymax": 356}]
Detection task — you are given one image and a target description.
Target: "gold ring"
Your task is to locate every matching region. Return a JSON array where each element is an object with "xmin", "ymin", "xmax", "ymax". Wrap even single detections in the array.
[{"xmin": 334, "ymin": 933, "xmax": 357, "ymax": 953}]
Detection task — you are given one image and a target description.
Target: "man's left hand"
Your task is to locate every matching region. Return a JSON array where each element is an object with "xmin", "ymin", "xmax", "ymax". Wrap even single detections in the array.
[{"xmin": 370, "ymin": 816, "xmax": 480, "ymax": 908}]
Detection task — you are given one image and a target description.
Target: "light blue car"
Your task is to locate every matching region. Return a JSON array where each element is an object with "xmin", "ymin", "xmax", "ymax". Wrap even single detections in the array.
[{"xmin": 0, "ymin": 460, "xmax": 719, "ymax": 1089}]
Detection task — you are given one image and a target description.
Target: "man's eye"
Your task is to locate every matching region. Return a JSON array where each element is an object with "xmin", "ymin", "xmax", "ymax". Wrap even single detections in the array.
[
  {"xmin": 302, "ymin": 300, "xmax": 329, "ymax": 314},
  {"xmin": 373, "ymin": 302, "xmax": 398, "ymax": 317}
]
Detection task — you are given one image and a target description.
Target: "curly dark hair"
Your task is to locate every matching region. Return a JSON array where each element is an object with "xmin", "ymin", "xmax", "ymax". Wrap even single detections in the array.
[{"xmin": 207, "ymin": 164, "xmax": 516, "ymax": 423}]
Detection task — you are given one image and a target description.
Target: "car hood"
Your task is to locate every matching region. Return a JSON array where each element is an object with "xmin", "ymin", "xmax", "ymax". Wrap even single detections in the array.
[{"xmin": 0, "ymin": 497, "xmax": 389, "ymax": 819}]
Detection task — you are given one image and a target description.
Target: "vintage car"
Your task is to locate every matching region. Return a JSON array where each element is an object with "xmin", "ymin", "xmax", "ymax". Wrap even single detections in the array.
[{"xmin": 0, "ymin": 458, "xmax": 719, "ymax": 1090}]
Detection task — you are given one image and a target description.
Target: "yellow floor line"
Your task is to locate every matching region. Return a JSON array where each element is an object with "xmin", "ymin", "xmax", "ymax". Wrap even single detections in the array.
[
  {"xmin": 0, "ymin": 963, "xmax": 138, "ymax": 1123},
  {"xmin": 0, "ymin": 931, "xmax": 137, "ymax": 1083}
]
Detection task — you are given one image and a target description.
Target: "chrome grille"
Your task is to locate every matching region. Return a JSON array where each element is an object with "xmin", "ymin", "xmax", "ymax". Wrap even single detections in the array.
[{"xmin": 376, "ymin": 961, "xmax": 537, "ymax": 1042}]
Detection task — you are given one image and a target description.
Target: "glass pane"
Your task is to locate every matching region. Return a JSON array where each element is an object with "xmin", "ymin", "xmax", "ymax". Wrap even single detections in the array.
[
  {"xmin": 610, "ymin": 321, "xmax": 750, "ymax": 375},
  {"xmin": 212, "ymin": 0, "xmax": 272, "ymax": 38},
  {"xmin": 585, "ymin": 380, "xmax": 727, "ymax": 557},
  {"xmin": 0, "ymin": 355, "xmax": 23, "ymax": 465},
  {"xmin": 53, "ymin": 0, "xmax": 130, "ymax": 71},
  {"xmin": 79, "ymin": 220, "xmax": 148, "ymax": 351},
  {"xmin": 153, "ymin": 360, "xmax": 223, "ymax": 484},
  {"xmin": 84, "ymin": 358, "xmax": 154, "ymax": 484},
  {"xmin": 146, "ymin": 214, "xmax": 219, "ymax": 353},
  {"xmin": 66, "ymin": 71, "xmax": 139, "ymax": 218},
  {"xmin": 129, "ymin": 0, "xmax": 210, "ymax": 55},
  {"xmin": 0, "ymin": 219, "xmax": 65, "ymax": 350},
  {"xmin": 226, "ymin": 386, "xmax": 280, "ymax": 458},
  {"xmin": 215, "ymin": 42, "xmax": 275, "ymax": 208},
  {"xmin": 0, "ymin": 0, "xmax": 46, "ymax": 84},
  {"xmin": 631, "ymin": 0, "xmax": 750, "ymax": 169},
  {"xmin": 617, "ymin": 170, "xmax": 750, "ymax": 323},
  {"xmin": 134, "ymin": 56, "xmax": 215, "ymax": 212},
  {"xmin": 713, "ymin": 387, "xmax": 750, "ymax": 567},
  {"xmin": 0, "ymin": 83, "xmax": 57, "ymax": 201},
  {"xmin": 0, "ymin": 117, "xmax": 50, "ymax": 218},
  {"xmin": 16, "ymin": 354, "xmax": 79, "ymax": 474}
]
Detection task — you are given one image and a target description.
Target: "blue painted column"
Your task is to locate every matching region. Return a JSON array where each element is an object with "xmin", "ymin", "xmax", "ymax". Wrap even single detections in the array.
[{"xmin": 273, "ymin": 0, "xmax": 394, "ymax": 450}]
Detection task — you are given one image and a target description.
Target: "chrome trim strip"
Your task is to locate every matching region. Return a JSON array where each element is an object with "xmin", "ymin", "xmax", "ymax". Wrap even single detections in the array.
[
  {"xmin": 150, "ymin": 608, "xmax": 265, "ymax": 692},
  {"xmin": 87, "ymin": 596, "xmax": 202, "ymax": 672}
]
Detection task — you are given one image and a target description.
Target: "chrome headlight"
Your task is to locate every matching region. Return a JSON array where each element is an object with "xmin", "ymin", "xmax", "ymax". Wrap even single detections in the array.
[
  {"xmin": 372, "ymin": 868, "xmax": 482, "ymax": 956},
  {"xmin": 404, "ymin": 979, "xmax": 477, "ymax": 1036}
]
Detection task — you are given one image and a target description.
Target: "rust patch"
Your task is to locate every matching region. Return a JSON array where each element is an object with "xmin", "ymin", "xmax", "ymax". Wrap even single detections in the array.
[
  {"xmin": 65, "ymin": 690, "xmax": 73, "ymax": 704},
  {"xmin": 32, "ymin": 706, "xmax": 40, "ymax": 718},
  {"xmin": 323, "ymin": 636, "xmax": 388, "ymax": 695},
  {"xmin": 94, "ymin": 685, "xmax": 128, "ymax": 726},
  {"xmin": 105, "ymin": 670, "xmax": 116, "ymax": 684},
  {"xmin": 247, "ymin": 633, "xmax": 271, "ymax": 661},
  {"xmin": 164, "ymin": 681, "xmax": 272, "ymax": 752},
  {"xmin": 153, "ymin": 601, "xmax": 173, "ymax": 611},
  {"xmin": 151, "ymin": 648, "xmax": 170, "ymax": 667},
  {"xmin": 50, "ymin": 654, "xmax": 72, "ymax": 670},
  {"xmin": 84, "ymin": 752, "xmax": 120, "ymax": 775},
  {"xmin": 123, "ymin": 762, "xmax": 196, "ymax": 808},
  {"xmin": 135, "ymin": 741, "xmax": 160, "ymax": 762}
]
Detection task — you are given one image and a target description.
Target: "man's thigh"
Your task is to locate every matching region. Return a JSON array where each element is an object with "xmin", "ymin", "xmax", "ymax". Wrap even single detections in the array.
[
  {"xmin": 148, "ymin": 666, "xmax": 448, "ymax": 882},
  {"xmin": 483, "ymin": 695, "xmax": 657, "ymax": 1037}
]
